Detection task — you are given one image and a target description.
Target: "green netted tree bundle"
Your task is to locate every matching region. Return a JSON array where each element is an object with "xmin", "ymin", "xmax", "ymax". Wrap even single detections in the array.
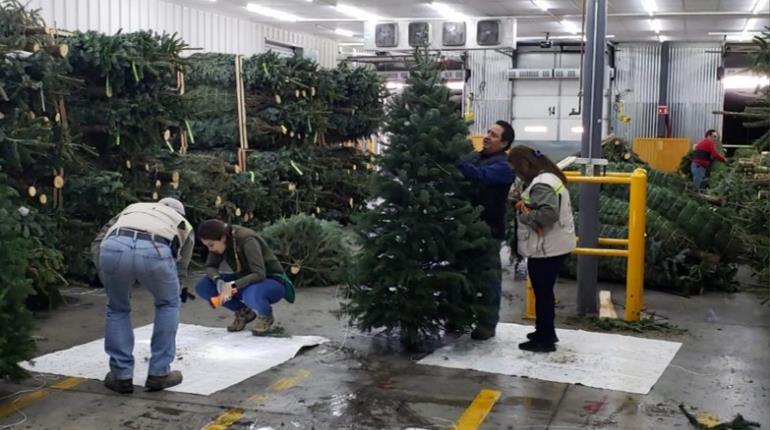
[
  {"xmin": 242, "ymin": 52, "xmax": 331, "ymax": 148},
  {"xmin": 260, "ymin": 214, "xmax": 352, "ymax": 288},
  {"xmin": 148, "ymin": 152, "xmax": 266, "ymax": 228},
  {"xmin": 185, "ymin": 53, "xmax": 238, "ymax": 149},
  {"xmin": 66, "ymin": 30, "xmax": 191, "ymax": 158},
  {"xmin": 566, "ymin": 198, "xmax": 739, "ymax": 294},
  {"xmin": 306, "ymin": 146, "xmax": 371, "ymax": 223},
  {"xmin": 325, "ymin": 63, "xmax": 386, "ymax": 144},
  {"xmin": 0, "ymin": 180, "xmax": 36, "ymax": 380},
  {"xmin": 185, "ymin": 52, "xmax": 235, "ymax": 87},
  {"xmin": 346, "ymin": 50, "xmax": 498, "ymax": 350},
  {"xmin": 601, "ymin": 135, "xmax": 643, "ymax": 163},
  {"xmin": 708, "ymin": 152, "xmax": 770, "ymax": 283},
  {"xmin": 0, "ymin": 1, "xmax": 75, "ymax": 191},
  {"xmin": 1, "ymin": 1, "xmax": 74, "ymax": 306},
  {"xmin": 245, "ymin": 146, "xmax": 371, "ymax": 224}
]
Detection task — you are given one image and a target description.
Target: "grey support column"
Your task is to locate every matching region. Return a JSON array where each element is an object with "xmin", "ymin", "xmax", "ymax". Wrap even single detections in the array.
[
  {"xmin": 657, "ymin": 41, "xmax": 670, "ymax": 137},
  {"xmin": 576, "ymin": 0, "xmax": 607, "ymax": 315}
]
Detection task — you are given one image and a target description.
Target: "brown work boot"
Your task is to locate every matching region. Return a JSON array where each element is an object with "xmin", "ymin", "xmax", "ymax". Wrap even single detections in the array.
[
  {"xmin": 251, "ymin": 314, "xmax": 274, "ymax": 335},
  {"xmin": 104, "ymin": 372, "xmax": 133, "ymax": 394},
  {"xmin": 145, "ymin": 370, "xmax": 183, "ymax": 391},
  {"xmin": 227, "ymin": 308, "xmax": 256, "ymax": 332}
]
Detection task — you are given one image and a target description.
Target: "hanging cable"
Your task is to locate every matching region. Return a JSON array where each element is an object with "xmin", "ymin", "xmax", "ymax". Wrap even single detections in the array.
[{"xmin": 570, "ymin": 0, "xmax": 589, "ymax": 116}]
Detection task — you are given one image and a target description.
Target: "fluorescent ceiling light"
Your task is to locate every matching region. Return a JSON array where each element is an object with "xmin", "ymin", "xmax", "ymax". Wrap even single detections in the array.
[
  {"xmin": 336, "ymin": 4, "xmax": 381, "ymax": 21},
  {"xmin": 641, "ymin": 0, "xmax": 656, "ymax": 16},
  {"xmin": 245, "ymin": 4, "xmax": 299, "ymax": 21},
  {"xmin": 561, "ymin": 20, "xmax": 579, "ymax": 34},
  {"xmin": 650, "ymin": 19, "xmax": 661, "ymax": 34},
  {"xmin": 744, "ymin": 18, "xmax": 760, "ymax": 32},
  {"xmin": 524, "ymin": 126, "xmax": 548, "ymax": 133},
  {"xmin": 723, "ymin": 74, "xmax": 769, "ymax": 89},
  {"xmin": 532, "ymin": 0, "xmax": 549, "ymax": 11},
  {"xmin": 727, "ymin": 32, "xmax": 756, "ymax": 42},
  {"xmin": 334, "ymin": 28, "xmax": 355, "ymax": 37},
  {"xmin": 517, "ymin": 34, "xmax": 615, "ymax": 41},
  {"xmin": 571, "ymin": 126, "xmax": 584, "ymax": 134},
  {"xmin": 445, "ymin": 81, "xmax": 464, "ymax": 90},
  {"xmin": 385, "ymin": 82, "xmax": 406, "ymax": 90},
  {"xmin": 430, "ymin": 2, "xmax": 466, "ymax": 20},
  {"xmin": 752, "ymin": 0, "xmax": 768, "ymax": 14},
  {"xmin": 338, "ymin": 42, "xmax": 365, "ymax": 46}
]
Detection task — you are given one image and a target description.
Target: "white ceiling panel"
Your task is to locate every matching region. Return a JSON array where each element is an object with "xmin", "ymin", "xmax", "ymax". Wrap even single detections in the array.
[{"xmin": 173, "ymin": 0, "xmax": 770, "ymax": 43}]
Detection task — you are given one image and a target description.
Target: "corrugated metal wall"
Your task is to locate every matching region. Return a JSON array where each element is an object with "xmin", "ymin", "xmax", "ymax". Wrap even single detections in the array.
[
  {"xmin": 613, "ymin": 44, "xmax": 661, "ymax": 141},
  {"xmin": 24, "ymin": 0, "xmax": 338, "ymax": 68},
  {"xmin": 466, "ymin": 50, "xmax": 513, "ymax": 135},
  {"xmin": 612, "ymin": 42, "xmax": 723, "ymax": 142},
  {"xmin": 667, "ymin": 43, "xmax": 723, "ymax": 143}
]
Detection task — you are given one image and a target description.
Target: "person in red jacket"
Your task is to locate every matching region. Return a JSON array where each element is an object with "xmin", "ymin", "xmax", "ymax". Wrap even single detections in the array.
[{"xmin": 691, "ymin": 129, "xmax": 726, "ymax": 190}]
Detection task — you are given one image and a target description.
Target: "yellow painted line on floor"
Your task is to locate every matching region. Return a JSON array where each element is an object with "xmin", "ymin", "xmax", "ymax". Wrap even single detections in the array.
[
  {"xmin": 268, "ymin": 369, "xmax": 311, "ymax": 392},
  {"xmin": 0, "ymin": 377, "xmax": 84, "ymax": 418},
  {"xmin": 454, "ymin": 389, "xmax": 502, "ymax": 430},
  {"xmin": 204, "ymin": 369, "xmax": 312, "ymax": 428},
  {"xmin": 201, "ymin": 408, "xmax": 244, "ymax": 430}
]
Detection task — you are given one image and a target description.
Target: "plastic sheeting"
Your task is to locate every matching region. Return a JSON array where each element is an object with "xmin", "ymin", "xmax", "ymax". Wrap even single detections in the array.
[
  {"xmin": 22, "ymin": 323, "xmax": 327, "ymax": 396},
  {"xmin": 419, "ymin": 323, "xmax": 681, "ymax": 394}
]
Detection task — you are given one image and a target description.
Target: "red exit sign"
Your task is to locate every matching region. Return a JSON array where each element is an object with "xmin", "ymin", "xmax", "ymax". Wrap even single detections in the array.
[{"xmin": 657, "ymin": 105, "xmax": 669, "ymax": 115}]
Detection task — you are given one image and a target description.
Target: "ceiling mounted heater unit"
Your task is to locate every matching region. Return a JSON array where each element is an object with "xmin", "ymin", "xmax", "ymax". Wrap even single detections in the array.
[
  {"xmin": 375, "ymin": 23, "xmax": 399, "ymax": 48},
  {"xmin": 409, "ymin": 22, "xmax": 431, "ymax": 47},
  {"xmin": 365, "ymin": 18, "xmax": 516, "ymax": 51},
  {"xmin": 442, "ymin": 22, "xmax": 466, "ymax": 46}
]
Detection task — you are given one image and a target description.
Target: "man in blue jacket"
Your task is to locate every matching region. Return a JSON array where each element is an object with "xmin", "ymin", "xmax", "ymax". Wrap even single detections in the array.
[{"xmin": 457, "ymin": 120, "xmax": 515, "ymax": 340}]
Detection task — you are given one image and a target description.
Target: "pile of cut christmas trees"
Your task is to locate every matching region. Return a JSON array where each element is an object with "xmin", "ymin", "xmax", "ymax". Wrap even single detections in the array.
[
  {"xmin": 184, "ymin": 52, "xmax": 382, "ymax": 223},
  {"xmin": 0, "ymin": 1, "xmax": 380, "ymax": 379},
  {"xmin": 1, "ymin": 1, "xmax": 383, "ymax": 286},
  {"xmin": 563, "ymin": 136, "xmax": 768, "ymax": 295}
]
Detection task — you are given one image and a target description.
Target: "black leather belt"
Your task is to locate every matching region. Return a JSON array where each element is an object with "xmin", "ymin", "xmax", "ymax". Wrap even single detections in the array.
[{"xmin": 110, "ymin": 228, "xmax": 171, "ymax": 246}]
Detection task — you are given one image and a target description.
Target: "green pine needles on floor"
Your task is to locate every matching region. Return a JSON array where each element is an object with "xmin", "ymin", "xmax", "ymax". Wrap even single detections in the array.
[
  {"xmin": 345, "ymin": 50, "xmax": 498, "ymax": 350},
  {"xmin": 566, "ymin": 315, "xmax": 687, "ymax": 334},
  {"xmin": 679, "ymin": 404, "xmax": 761, "ymax": 430}
]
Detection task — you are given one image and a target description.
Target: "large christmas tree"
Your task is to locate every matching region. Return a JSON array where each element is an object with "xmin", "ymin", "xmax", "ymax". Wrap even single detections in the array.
[{"xmin": 346, "ymin": 51, "xmax": 498, "ymax": 349}]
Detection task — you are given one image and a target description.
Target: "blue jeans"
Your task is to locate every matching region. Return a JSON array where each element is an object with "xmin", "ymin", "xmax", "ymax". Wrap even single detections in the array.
[
  {"xmin": 195, "ymin": 274, "xmax": 285, "ymax": 317},
  {"xmin": 691, "ymin": 163, "xmax": 707, "ymax": 190},
  {"xmin": 99, "ymin": 235, "xmax": 180, "ymax": 380}
]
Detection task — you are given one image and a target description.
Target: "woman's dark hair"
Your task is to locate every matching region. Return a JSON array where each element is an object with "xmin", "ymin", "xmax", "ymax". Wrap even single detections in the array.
[
  {"xmin": 705, "ymin": 129, "xmax": 718, "ymax": 138},
  {"xmin": 507, "ymin": 145, "xmax": 567, "ymax": 184},
  {"xmin": 197, "ymin": 219, "xmax": 229, "ymax": 241}
]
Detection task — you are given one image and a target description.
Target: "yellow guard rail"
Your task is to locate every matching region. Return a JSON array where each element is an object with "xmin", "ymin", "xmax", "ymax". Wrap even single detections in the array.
[{"xmin": 524, "ymin": 168, "xmax": 648, "ymax": 321}]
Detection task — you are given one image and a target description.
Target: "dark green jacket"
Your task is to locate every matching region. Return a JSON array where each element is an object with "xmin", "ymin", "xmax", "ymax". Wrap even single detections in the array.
[{"xmin": 205, "ymin": 226, "xmax": 284, "ymax": 289}]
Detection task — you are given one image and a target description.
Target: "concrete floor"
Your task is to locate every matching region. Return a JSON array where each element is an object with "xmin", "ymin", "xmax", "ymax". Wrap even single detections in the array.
[{"xmin": 1, "ymin": 255, "xmax": 768, "ymax": 430}]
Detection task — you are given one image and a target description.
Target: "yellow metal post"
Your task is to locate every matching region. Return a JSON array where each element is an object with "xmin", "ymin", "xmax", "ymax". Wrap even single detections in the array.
[
  {"xmin": 625, "ymin": 168, "xmax": 648, "ymax": 321},
  {"xmin": 525, "ymin": 277, "xmax": 536, "ymax": 320}
]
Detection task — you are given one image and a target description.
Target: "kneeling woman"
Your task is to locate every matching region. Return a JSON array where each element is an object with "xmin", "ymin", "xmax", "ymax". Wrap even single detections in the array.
[
  {"xmin": 196, "ymin": 219, "xmax": 295, "ymax": 334},
  {"xmin": 508, "ymin": 146, "xmax": 576, "ymax": 353}
]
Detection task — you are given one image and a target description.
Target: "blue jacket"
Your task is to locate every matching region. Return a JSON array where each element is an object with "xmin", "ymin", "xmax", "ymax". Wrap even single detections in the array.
[{"xmin": 458, "ymin": 151, "xmax": 515, "ymax": 239}]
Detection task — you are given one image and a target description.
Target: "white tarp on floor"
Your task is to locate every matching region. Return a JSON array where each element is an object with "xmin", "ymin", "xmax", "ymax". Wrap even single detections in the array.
[
  {"xmin": 418, "ymin": 323, "xmax": 681, "ymax": 394},
  {"xmin": 21, "ymin": 323, "xmax": 327, "ymax": 396}
]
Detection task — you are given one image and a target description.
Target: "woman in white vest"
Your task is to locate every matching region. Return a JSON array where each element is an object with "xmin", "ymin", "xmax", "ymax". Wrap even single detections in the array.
[{"xmin": 508, "ymin": 145, "xmax": 576, "ymax": 353}]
